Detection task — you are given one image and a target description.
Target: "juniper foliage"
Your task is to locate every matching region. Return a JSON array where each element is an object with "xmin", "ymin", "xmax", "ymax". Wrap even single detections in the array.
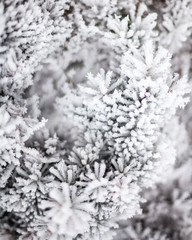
[{"xmin": 0, "ymin": 0, "xmax": 192, "ymax": 239}]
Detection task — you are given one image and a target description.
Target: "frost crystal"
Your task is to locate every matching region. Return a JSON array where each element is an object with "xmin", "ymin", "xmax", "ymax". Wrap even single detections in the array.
[{"xmin": 0, "ymin": 0, "xmax": 192, "ymax": 239}]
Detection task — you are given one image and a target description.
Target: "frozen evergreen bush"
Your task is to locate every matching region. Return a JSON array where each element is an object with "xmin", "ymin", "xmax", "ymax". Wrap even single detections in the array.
[{"xmin": 0, "ymin": 0, "xmax": 192, "ymax": 239}]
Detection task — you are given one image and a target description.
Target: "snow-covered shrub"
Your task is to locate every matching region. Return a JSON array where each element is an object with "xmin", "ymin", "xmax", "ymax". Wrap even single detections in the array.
[{"xmin": 0, "ymin": 0, "xmax": 192, "ymax": 239}]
